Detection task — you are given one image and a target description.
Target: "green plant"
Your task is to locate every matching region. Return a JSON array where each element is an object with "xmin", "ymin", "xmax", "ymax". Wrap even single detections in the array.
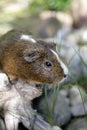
[
  {"xmin": 29, "ymin": 0, "xmax": 72, "ymax": 13},
  {"xmin": 43, "ymin": 84, "xmax": 60, "ymax": 126}
]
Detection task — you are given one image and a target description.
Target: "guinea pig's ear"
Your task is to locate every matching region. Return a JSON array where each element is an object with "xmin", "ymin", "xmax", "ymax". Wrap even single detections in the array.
[
  {"xmin": 24, "ymin": 52, "xmax": 40, "ymax": 62},
  {"xmin": 37, "ymin": 40, "xmax": 56, "ymax": 50}
]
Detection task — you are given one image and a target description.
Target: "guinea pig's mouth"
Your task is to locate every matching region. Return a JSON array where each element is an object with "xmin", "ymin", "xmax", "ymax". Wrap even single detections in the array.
[{"xmin": 58, "ymin": 74, "xmax": 73, "ymax": 87}]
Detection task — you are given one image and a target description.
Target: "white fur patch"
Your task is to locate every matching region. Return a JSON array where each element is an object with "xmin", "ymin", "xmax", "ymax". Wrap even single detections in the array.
[
  {"xmin": 50, "ymin": 49, "xmax": 68, "ymax": 75},
  {"xmin": 20, "ymin": 34, "xmax": 36, "ymax": 43}
]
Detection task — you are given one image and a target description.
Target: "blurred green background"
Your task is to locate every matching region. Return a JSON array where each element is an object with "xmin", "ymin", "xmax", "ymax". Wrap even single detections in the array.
[{"xmin": 0, "ymin": 0, "xmax": 72, "ymax": 36}]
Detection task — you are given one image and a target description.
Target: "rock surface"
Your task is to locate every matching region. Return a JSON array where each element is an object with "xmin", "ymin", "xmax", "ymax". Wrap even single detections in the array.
[
  {"xmin": 34, "ymin": 90, "xmax": 71, "ymax": 126},
  {"xmin": 65, "ymin": 118, "xmax": 87, "ymax": 130},
  {"xmin": 0, "ymin": 118, "xmax": 6, "ymax": 130}
]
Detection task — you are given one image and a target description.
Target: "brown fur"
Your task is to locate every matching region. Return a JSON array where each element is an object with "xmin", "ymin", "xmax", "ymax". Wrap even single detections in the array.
[{"xmin": 0, "ymin": 30, "xmax": 64, "ymax": 84}]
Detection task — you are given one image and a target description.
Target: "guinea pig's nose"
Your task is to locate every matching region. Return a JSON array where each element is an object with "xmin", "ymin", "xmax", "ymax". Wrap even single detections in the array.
[
  {"xmin": 59, "ymin": 60, "xmax": 68, "ymax": 78},
  {"xmin": 64, "ymin": 74, "xmax": 67, "ymax": 78}
]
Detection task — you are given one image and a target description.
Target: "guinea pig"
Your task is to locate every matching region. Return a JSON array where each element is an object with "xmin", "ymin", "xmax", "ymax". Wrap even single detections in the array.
[{"xmin": 0, "ymin": 30, "xmax": 68, "ymax": 84}]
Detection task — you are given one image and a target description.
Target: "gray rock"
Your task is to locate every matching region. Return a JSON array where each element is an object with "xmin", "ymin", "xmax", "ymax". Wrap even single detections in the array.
[
  {"xmin": 38, "ymin": 17, "xmax": 61, "ymax": 38},
  {"xmin": 59, "ymin": 89, "xmax": 69, "ymax": 97},
  {"xmin": 71, "ymin": 102, "xmax": 87, "ymax": 116},
  {"xmin": 69, "ymin": 86, "xmax": 87, "ymax": 117},
  {"xmin": 65, "ymin": 118, "xmax": 87, "ymax": 130},
  {"xmin": 69, "ymin": 86, "xmax": 83, "ymax": 106},
  {"xmin": 36, "ymin": 90, "xmax": 71, "ymax": 126},
  {"xmin": 52, "ymin": 126, "xmax": 62, "ymax": 130},
  {"xmin": 0, "ymin": 118, "xmax": 6, "ymax": 130}
]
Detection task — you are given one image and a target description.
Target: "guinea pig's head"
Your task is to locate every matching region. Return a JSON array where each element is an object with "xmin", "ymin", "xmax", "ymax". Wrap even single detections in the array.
[{"xmin": 3, "ymin": 35, "xmax": 68, "ymax": 84}]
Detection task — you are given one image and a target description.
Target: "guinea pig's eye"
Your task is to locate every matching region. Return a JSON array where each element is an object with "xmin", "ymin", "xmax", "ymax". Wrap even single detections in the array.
[{"xmin": 44, "ymin": 61, "xmax": 52, "ymax": 68}]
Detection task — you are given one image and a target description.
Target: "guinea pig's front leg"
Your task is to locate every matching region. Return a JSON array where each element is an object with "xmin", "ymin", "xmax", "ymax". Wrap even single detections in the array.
[{"xmin": 5, "ymin": 112, "xmax": 19, "ymax": 130}]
